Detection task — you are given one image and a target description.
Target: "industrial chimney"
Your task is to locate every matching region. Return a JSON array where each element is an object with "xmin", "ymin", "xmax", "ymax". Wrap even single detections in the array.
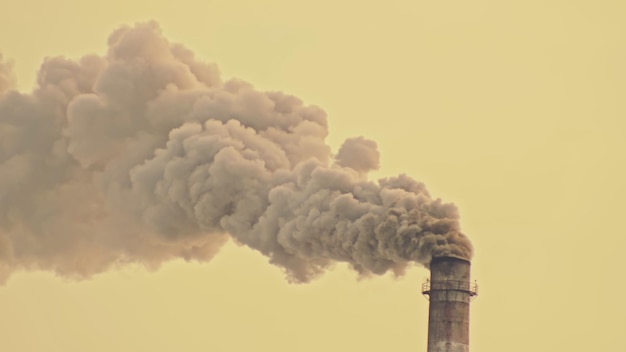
[{"xmin": 421, "ymin": 256, "xmax": 477, "ymax": 352}]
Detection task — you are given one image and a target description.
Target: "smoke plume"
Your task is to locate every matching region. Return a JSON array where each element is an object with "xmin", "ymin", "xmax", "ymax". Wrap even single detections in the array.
[{"xmin": 0, "ymin": 22, "xmax": 472, "ymax": 284}]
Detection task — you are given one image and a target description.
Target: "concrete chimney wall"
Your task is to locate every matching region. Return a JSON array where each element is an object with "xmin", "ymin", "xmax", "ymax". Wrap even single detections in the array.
[{"xmin": 424, "ymin": 256, "xmax": 475, "ymax": 352}]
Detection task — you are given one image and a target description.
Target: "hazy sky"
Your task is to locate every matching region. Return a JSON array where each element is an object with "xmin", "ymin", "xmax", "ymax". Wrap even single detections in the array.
[{"xmin": 1, "ymin": 1, "xmax": 625, "ymax": 351}]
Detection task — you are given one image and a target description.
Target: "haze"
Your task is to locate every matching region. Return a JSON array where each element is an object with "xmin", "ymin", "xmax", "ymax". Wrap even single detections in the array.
[{"xmin": 1, "ymin": 1, "xmax": 625, "ymax": 351}]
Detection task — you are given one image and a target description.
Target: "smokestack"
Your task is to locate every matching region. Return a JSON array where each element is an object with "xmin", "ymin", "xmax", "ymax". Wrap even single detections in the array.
[{"xmin": 422, "ymin": 256, "xmax": 477, "ymax": 352}]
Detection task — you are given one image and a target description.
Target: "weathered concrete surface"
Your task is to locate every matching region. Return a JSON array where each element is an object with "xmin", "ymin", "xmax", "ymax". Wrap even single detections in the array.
[{"xmin": 426, "ymin": 256, "xmax": 473, "ymax": 352}]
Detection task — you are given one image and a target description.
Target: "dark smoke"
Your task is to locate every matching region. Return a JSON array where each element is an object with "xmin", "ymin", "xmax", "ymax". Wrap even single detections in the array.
[{"xmin": 0, "ymin": 22, "xmax": 472, "ymax": 284}]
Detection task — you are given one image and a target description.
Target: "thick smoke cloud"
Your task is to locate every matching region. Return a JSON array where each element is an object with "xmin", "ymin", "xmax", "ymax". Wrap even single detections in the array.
[{"xmin": 0, "ymin": 22, "xmax": 472, "ymax": 284}]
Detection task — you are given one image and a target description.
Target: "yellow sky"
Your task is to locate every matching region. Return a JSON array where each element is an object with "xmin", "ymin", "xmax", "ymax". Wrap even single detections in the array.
[{"xmin": 1, "ymin": 0, "xmax": 625, "ymax": 351}]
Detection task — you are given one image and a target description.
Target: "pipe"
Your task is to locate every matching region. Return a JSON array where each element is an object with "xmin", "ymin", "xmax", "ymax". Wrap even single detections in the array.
[{"xmin": 422, "ymin": 256, "xmax": 476, "ymax": 352}]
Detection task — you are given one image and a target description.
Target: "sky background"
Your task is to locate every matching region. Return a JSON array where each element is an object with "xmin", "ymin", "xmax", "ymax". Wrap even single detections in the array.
[{"xmin": 1, "ymin": 0, "xmax": 625, "ymax": 351}]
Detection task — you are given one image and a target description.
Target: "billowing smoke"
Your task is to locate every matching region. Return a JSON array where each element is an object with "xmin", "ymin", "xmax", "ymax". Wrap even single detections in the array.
[{"xmin": 0, "ymin": 22, "xmax": 472, "ymax": 284}]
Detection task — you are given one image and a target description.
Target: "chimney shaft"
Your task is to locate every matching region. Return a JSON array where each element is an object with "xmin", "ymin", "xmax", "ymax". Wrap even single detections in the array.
[{"xmin": 422, "ymin": 256, "xmax": 476, "ymax": 352}]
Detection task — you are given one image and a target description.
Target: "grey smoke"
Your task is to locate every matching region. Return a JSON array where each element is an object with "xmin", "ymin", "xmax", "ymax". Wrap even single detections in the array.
[{"xmin": 0, "ymin": 22, "xmax": 472, "ymax": 284}]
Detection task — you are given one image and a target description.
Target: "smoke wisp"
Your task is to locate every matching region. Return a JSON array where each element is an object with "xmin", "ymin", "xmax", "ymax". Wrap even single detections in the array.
[{"xmin": 0, "ymin": 22, "xmax": 472, "ymax": 283}]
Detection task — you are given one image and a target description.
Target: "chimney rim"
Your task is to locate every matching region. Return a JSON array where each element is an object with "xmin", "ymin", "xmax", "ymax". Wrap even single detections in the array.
[{"xmin": 429, "ymin": 255, "xmax": 471, "ymax": 266}]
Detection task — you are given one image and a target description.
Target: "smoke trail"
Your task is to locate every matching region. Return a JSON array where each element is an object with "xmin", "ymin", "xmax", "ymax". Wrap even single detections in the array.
[{"xmin": 0, "ymin": 22, "xmax": 472, "ymax": 284}]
